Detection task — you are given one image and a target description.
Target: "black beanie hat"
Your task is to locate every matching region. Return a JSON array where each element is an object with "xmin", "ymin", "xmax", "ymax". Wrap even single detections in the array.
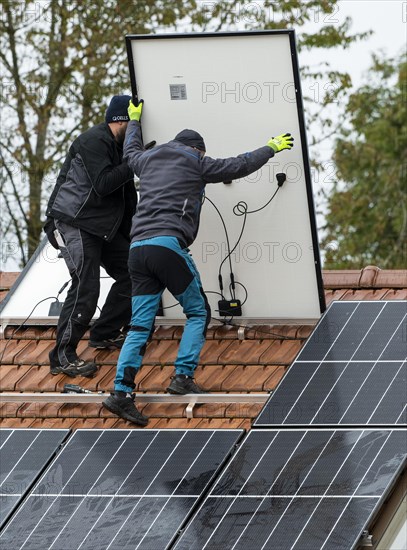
[
  {"xmin": 174, "ymin": 129, "xmax": 206, "ymax": 152},
  {"xmin": 105, "ymin": 95, "xmax": 131, "ymax": 123}
]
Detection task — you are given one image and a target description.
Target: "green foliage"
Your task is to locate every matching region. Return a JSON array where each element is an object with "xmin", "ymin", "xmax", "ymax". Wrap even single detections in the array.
[{"xmin": 322, "ymin": 54, "xmax": 407, "ymax": 269}]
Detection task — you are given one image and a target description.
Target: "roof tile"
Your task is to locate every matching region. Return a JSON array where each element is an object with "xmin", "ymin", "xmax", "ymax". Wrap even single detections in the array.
[
  {"xmin": 0, "ymin": 339, "xmax": 32, "ymax": 364},
  {"xmin": 143, "ymin": 340, "xmax": 179, "ymax": 365},
  {"xmin": 263, "ymin": 365, "xmax": 286, "ymax": 391},
  {"xmin": 15, "ymin": 366, "xmax": 62, "ymax": 392},
  {"xmin": 58, "ymin": 403, "xmax": 103, "ymax": 418},
  {"xmin": 224, "ymin": 402, "xmax": 263, "ymax": 418},
  {"xmin": 0, "ymin": 364, "xmax": 32, "ymax": 391},
  {"xmin": 17, "ymin": 402, "xmax": 62, "ymax": 418},
  {"xmin": 137, "ymin": 365, "xmax": 173, "ymax": 392},
  {"xmin": 382, "ymin": 289, "xmax": 407, "ymax": 300},
  {"xmin": 259, "ymin": 340, "xmax": 302, "ymax": 365},
  {"xmin": 199, "ymin": 340, "xmax": 234, "ymax": 365},
  {"xmin": 218, "ymin": 340, "xmax": 273, "ymax": 365},
  {"xmin": 220, "ymin": 364, "xmax": 280, "ymax": 392},
  {"xmin": 195, "ymin": 365, "xmax": 237, "ymax": 392}
]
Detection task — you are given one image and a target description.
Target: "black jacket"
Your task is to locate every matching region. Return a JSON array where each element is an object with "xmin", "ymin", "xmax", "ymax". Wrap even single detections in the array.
[
  {"xmin": 45, "ymin": 122, "xmax": 136, "ymax": 243},
  {"xmin": 124, "ymin": 121, "xmax": 274, "ymax": 247}
]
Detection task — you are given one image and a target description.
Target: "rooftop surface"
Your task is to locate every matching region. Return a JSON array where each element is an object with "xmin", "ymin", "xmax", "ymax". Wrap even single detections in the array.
[{"xmin": 1, "ymin": 266, "xmax": 406, "ymax": 430}]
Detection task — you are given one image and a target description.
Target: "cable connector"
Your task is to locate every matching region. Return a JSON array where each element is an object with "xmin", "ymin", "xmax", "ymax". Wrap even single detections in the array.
[{"xmin": 276, "ymin": 173, "xmax": 286, "ymax": 187}]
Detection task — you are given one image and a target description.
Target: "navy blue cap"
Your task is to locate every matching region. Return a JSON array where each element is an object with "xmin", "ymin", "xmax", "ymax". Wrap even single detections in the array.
[
  {"xmin": 174, "ymin": 129, "xmax": 206, "ymax": 152},
  {"xmin": 105, "ymin": 95, "xmax": 131, "ymax": 123}
]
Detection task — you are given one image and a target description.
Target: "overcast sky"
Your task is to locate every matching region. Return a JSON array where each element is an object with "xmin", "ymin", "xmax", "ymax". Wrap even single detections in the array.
[{"xmin": 300, "ymin": 0, "xmax": 406, "ymax": 88}]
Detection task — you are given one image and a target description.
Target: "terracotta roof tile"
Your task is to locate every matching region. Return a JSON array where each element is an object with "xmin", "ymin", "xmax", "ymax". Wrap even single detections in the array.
[
  {"xmin": 339, "ymin": 289, "xmax": 392, "ymax": 301},
  {"xmin": 15, "ymin": 366, "xmax": 62, "ymax": 392},
  {"xmin": 263, "ymin": 365, "xmax": 286, "ymax": 391},
  {"xmin": 213, "ymin": 325, "xmax": 241, "ymax": 340},
  {"xmin": 143, "ymin": 340, "xmax": 179, "ymax": 364},
  {"xmin": 137, "ymin": 365, "xmax": 173, "ymax": 392},
  {"xmin": 199, "ymin": 340, "xmax": 234, "ymax": 364},
  {"xmin": 58, "ymin": 403, "xmax": 103, "ymax": 418},
  {"xmin": 0, "ymin": 401, "xmax": 22, "ymax": 418},
  {"xmin": 139, "ymin": 402, "xmax": 188, "ymax": 418},
  {"xmin": 218, "ymin": 340, "xmax": 274, "ymax": 364},
  {"xmin": 0, "ymin": 339, "xmax": 32, "ymax": 364},
  {"xmin": 259, "ymin": 340, "xmax": 302, "ymax": 365},
  {"xmin": 0, "ymin": 271, "xmax": 19, "ymax": 303},
  {"xmin": 0, "ymin": 364, "xmax": 32, "ymax": 391},
  {"xmin": 20, "ymin": 340, "xmax": 54, "ymax": 365},
  {"xmin": 12, "ymin": 340, "xmax": 51, "ymax": 365},
  {"xmin": 220, "ymin": 365, "xmax": 281, "ymax": 392},
  {"xmin": 224, "ymin": 402, "xmax": 263, "ymax": 418},
  {"xmin": 17, "ymin": 402, "xmax": 63, "ymax": 419},
  {"xmin": 152, "ymin": 326, "xmax": 178, "ymax": 340},
  {"xmin": 323, "ymin": 267, "xmax": 407, "ymax": 289},
  {"xmin": 194, "ymin": 365, "xmax": 231, "ymax": 391},
  {"xmin": 382, "ymin": 289, "xmax": 407, "ymax": 300}
]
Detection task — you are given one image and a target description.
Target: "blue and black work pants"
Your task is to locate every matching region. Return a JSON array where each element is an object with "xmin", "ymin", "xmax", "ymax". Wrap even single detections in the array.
[{"xmin": 114, "ymin": 236, "xmax": 211, "ymax": 393}]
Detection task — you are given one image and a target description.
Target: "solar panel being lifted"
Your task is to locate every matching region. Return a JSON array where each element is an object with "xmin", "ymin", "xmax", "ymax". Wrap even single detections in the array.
[
  {"xmin": 174, "ymin": 428, "xmax": 407, "ymax": 550},
  {"xmin": 0, "ymin": 429, "xmax": 68, "ymax": 528},
  {"xmin": 255, "ymin": 301, "xmax": 407, "ymax": 427},
  {"xmin": 0, "ymin": 429, "xmax": 242, "ymax": 550}
]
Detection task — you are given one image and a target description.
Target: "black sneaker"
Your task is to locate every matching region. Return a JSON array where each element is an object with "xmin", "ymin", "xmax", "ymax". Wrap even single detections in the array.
[
  {"xmin": 103, "ymin": 392, "xmax": 149, "ymax": 426},
  {"xmin": 50, "ymin": 359, "xmax": 98, "ymax": 378},
  {"xmin": 89, "ymin": 333, "xmax": 126, "ymax": 350},
  {"xmin": 166, "ymin": 375, "xmax": 205, "ymax": 394}
]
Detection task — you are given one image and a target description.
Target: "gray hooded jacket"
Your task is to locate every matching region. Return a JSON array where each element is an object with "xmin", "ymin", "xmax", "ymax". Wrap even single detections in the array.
[{"xmin": 124, "ymin": 120, "xmax": 274, "ymax": 247}]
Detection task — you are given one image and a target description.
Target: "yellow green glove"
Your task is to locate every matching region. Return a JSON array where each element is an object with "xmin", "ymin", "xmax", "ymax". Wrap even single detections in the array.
[
  {"xmin": 267, "ymin": 133, "xmax": 294, "ymax": 153},
  {"xmin": 128, "ymin": 99, "xmax": 143, "ymax": 121}
]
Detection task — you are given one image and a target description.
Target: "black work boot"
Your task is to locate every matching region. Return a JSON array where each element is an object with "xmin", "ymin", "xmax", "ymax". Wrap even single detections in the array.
[
  {"xmin": 103, "ymin": 392, "xmax": 149, "ymax": 426},
  {"xmin": 166, "ymin": 375, "xmax": 205, "ymax": 394},
  {"xmin": 89, "ymin": 333, "xmax": 126, "ymax": 350},
  {"xmin": 50, "ymin": 358, "xmax": 98, "ymax": 378}
]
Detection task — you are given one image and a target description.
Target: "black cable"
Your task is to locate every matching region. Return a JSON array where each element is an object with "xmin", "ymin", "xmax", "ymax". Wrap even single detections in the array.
[
  {"xmin": 203, "ymin": 194, "xmax": 232, "ymax": 299},
  {"xmin": 230, "ymin": 281, "xmax": 248, "ymax": 305},
  {"xmin": 205, "ymin": 290, "xmax": 224, "ymax": 298},
  {"xmin": 205, "ymin": 184, "xmax": 282, "ymax": 309}
]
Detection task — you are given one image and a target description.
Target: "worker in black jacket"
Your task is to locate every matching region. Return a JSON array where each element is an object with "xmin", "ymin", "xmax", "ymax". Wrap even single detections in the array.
[
  {"xmin": 44, "ymin": 95, "xmax": 137, "ymax": 378},
  {"xmin": 103, "ymin": 99, "xmax": 294, "ymax": 425}
]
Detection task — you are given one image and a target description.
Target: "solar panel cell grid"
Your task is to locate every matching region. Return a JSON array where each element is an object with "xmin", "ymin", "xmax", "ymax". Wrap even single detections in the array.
[
  {"xmin": 0, "ymin": 429, "xmax": 68, "ymax": 528},
  {"xmin": 297, "ymin": 301, "xmax": 406, "ymax": 362},
  {"xmin": 174, "ymin": 429, "xmax": 406, "ymax": 550},
  {"xmin": 255, "ymin": 301, "xmax": 407, "ymax": 427},
  {"xmin": 0, "ymin": 429, "xmax": 242, "ymax": 550}
]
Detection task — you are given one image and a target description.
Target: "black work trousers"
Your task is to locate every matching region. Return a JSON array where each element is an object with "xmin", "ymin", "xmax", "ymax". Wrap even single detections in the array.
[{"xmin": 49, "ymin": 221, "xmax": 132, "ymax": 367}]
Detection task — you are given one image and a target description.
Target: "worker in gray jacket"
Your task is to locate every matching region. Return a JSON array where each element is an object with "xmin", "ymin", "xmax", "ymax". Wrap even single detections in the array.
[{"xmin": 103, "ymin": 99, "xmax": 294, "ymax": 425}]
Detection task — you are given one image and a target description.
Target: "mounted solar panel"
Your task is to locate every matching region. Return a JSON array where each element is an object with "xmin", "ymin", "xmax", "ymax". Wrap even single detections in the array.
[
  {"xmin": 0, "ymin": 429, "xmax": 68, "ymax": 528},
  {"xmin": 174, "ymin": 428, "xmax": 407, "ymax": 550},
  {"xmin": 0, "ymin": 429, "xmax": 242, "ymax": 549},
  {"xmin": 255, "ymin": 301, "xmax": 407, "ymax": 427},
  {"xmin": 125, "ymin": 30, "xmax": 325, "ymax": 321}
]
